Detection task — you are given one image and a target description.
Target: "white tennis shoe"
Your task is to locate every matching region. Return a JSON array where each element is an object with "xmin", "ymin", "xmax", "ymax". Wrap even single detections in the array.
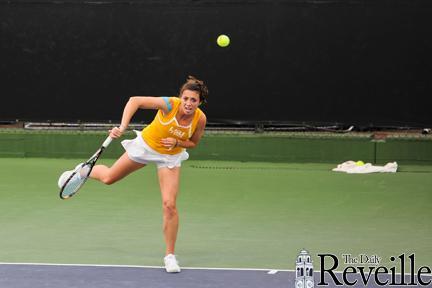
[
  {"xmin": 57, "ymin": 163, "xmax": 89, "ymax": 188},
  {"xmin": 164, "ymin": 254, "xmax": 181, "ymax": 273}
]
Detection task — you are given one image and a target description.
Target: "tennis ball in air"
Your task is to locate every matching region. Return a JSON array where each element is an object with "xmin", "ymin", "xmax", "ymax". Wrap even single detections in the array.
[
  {"xmin": 356, "ymin": 161, "xmax": 365, "ymax": 166},
  {"xmin": 217, "ymin": 34, "xmax": 230, "ymax": 47}
]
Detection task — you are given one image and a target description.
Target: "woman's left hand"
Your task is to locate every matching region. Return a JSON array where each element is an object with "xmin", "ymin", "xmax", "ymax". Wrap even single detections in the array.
[{"xmin": 160, "ymin": 137, "xmax": 177, "ymax": 150}]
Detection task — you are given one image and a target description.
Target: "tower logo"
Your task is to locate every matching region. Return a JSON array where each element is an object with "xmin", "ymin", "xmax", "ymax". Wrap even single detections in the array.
[{"xmin": 295, "ymin": 249, "xmax": 314, "ymax": 288}]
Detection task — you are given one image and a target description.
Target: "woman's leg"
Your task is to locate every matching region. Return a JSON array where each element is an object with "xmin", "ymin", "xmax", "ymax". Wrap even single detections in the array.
[
  {"xmin": 90, "ymin": 152, "xmax": 145, "ymax": 185},
  {"xmin": 157, "ymin": 166, "xmax": 181, "ymax": 255}
]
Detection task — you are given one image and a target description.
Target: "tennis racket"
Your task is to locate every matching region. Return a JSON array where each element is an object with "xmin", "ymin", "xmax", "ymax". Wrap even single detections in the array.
[{"xmin": 59, "ymin": 136, "xmax": 113, "ymax": 200}]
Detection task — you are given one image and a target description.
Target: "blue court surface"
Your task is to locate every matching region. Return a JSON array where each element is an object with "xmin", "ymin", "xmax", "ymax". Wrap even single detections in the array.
[{"xmin": 1, "ymin": 263, "xmax": 430, "ymax": 288}]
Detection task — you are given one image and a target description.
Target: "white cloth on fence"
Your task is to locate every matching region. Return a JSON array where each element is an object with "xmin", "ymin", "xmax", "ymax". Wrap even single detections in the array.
[{"xmin": 332, "ymin": 161, "xmax": 398, "ymax": 174}]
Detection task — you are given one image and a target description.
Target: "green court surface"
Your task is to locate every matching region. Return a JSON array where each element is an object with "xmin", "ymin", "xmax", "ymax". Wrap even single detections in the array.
[{"xmin": 0, "ymin": 158, "xmax": 431, "ymax": 270}]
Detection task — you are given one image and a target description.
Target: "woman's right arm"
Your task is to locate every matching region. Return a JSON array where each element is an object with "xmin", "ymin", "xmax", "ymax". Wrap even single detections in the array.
[{"xmin": 109, "ymin": 96, "xmax": 169, "ymax": 139}]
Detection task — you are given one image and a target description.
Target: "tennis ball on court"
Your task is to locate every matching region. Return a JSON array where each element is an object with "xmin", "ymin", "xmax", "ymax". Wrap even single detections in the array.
[
  {"xmin": 356, "ymin": 161, "xmax": 365, "ymax": 166},
  {"xmin": 217, "ymin": 34, "xmax": 230, "ymax": 47}
]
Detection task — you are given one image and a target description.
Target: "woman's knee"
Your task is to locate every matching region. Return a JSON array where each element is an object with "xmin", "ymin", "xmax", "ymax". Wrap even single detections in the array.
[
  {"xmin": 101, "ymin": 172, "xmax": 118, "ymax": 185},
  {"xmin": 162, "ymin": 200, "xmax": 178, "ymax": 218}
]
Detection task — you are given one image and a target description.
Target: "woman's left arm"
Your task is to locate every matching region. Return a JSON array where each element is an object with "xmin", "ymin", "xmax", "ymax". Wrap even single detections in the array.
[
  {"xmin": 179, "ymin": 114, "xmax": 207, "ymax": 148},
  {"xmin": 160, "ymin": 114, "xmax": 207, "ymax": 149}
]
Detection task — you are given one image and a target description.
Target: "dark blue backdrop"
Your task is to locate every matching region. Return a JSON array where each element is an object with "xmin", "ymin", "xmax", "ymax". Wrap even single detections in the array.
[{"xmin": 1, "ymin": 0, "xmax": 431, "ymax": 127}]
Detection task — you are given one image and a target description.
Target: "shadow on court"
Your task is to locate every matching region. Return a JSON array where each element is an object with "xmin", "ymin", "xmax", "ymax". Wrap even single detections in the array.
[{"xmin": 1, "ymin": 264, "xmax": 429, "ymax": 288}]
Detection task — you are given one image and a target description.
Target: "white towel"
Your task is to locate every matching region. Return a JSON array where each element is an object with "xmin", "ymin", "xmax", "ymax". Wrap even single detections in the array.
[{"xmin": 332, "ymin": 161, "xmax": 398, "ymax": 174}]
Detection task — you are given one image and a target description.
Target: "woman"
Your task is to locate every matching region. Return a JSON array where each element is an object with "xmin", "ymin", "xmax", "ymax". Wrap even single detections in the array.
[{"xmin": 60, "ymin": 76, "xmax": 207, "ymax": 273}]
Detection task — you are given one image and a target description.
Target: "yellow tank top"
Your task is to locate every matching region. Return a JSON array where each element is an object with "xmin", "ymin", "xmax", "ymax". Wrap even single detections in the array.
[{"xmin": 141, "ymin": 97, "xmax": 203, "ymax": 155}]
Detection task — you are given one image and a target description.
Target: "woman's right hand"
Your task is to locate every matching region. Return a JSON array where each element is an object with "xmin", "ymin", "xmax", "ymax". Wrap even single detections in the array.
[{"xmin": 109, "ymin": 126, "xmax": 125, "ymax": 139}]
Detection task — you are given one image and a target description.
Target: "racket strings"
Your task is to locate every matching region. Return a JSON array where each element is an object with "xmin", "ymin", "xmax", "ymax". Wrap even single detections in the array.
[
  {"xmin": 61, "ymin": 164, "xmax": 91, "ymax": 198},
  {"xmin": 58, "ymin": 137, "xmax": 111, "ymax": 200}
]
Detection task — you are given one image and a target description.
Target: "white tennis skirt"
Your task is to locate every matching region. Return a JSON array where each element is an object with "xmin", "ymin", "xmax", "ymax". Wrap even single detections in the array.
[{"xmin": 121, "ymin": 130, "xmax": 189, "ymax": 169}]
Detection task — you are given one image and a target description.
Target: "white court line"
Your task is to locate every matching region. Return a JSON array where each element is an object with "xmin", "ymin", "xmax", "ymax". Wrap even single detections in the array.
[
  {"xmin": 0, "ymin": 262, "xmax": 291, "ymax": 272},
  {"xmin": 0, "ymin": 262, "xmax": 429, "ymax": 277}
]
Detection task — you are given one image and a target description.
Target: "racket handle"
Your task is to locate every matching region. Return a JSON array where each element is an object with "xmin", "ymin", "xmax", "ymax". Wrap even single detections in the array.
[{"xmin": 102, "ymin": 136, "xmax": 113, "ymax": 148}]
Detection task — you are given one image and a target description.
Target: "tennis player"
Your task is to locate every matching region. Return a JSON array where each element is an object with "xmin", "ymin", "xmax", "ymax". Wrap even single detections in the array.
[{"xmin": 61, "ymin": 76, "xmax": 207, "ymax": 273}]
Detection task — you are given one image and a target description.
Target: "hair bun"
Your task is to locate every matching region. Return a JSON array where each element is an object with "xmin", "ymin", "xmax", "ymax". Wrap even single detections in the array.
[{"xmin": 187, "ymin": 75, "xmax": 203, "ymax": 85}]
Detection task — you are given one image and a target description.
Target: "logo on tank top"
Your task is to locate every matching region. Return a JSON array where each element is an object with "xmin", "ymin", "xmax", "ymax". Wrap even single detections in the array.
[{"xmin": 169, "ymin": 126, "xmax": 186, "ymax": 138}]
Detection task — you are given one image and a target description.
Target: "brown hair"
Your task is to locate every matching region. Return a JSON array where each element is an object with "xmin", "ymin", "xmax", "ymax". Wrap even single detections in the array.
[{"xmin": 179, "ymin": 76, "xmax": 208, "ymax": 104}]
